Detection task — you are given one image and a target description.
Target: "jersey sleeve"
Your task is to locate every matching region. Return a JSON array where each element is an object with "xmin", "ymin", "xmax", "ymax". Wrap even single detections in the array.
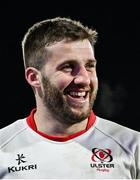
[{"xmin": 136, "ymin": 138, "xmax": 140, "ymax": 179}]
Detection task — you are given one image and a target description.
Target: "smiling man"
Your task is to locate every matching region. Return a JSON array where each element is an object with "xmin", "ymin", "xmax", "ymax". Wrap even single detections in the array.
[
  {"xmin": 32, "ymin": 39, "xmax": 98, "ymax": 135},
  {"xmin": 0, "ymin": 17, "xmax": 140, "ymax": 179}
]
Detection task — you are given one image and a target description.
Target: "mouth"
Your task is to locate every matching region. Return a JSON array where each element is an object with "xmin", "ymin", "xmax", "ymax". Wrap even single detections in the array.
[
  {"xmin": 64, "ymin": 89, "xmax": 89, "ymax": 107},
  {"xmin": 68, "ymin": 91, "xmax": 88, "ymax": 99}
]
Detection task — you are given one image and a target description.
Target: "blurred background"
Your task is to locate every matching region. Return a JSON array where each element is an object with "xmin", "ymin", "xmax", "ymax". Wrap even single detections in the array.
[{"xmin": 0, "ymin": 1, "xmax": 139, "ymax": 131}]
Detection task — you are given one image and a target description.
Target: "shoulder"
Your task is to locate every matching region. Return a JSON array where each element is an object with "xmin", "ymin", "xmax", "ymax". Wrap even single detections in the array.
[
  {"xmin": 95, "ymin": 116, "xmax": 140, "ymax": 134},
  {"xmin": 95, "ymin": 116, "xmax": 140, "ymax": 152},
  {"xmin": 0, "ymin": 118, "xmax": 27, "ymax": 149}
]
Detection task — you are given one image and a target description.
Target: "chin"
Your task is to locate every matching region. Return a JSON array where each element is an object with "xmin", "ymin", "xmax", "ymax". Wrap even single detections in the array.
[{"xmin": 70, "ymin": 106, "xmax": 91, "ymax": 118}]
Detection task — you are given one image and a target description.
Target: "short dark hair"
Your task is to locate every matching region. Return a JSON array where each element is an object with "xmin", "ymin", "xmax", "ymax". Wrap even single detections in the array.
[{"xmin": 22, "ymin": 17, "xmax": 98, "ymax": 70}]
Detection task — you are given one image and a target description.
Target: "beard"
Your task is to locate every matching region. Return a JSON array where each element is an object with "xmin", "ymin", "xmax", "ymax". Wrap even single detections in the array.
[{"xmin": 41, "ymin": 75, "xmax": 98, "ymax": 126}]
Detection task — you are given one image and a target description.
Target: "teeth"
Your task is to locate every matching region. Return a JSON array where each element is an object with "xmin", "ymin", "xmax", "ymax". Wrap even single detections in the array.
[{"xmin": 69, "ymin": 92, "xmax": 86, "ymax": 97}]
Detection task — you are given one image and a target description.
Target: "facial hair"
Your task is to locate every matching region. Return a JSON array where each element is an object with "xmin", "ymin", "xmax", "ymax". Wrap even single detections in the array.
[{"xmin": 41, "ymin": 75, "xmax": 98, "ymax": 126}]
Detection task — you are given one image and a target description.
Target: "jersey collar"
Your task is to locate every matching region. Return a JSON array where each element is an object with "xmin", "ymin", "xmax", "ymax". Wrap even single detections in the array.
[{"xmin": 26, "ymin": 109, "xmax": 96, "ymax": 142}]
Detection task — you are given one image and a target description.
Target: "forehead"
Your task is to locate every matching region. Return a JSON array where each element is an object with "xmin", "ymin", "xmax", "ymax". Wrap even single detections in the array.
[{"xmin": 45, "ymin": 39, "xmax": 95, "ymax": 63}]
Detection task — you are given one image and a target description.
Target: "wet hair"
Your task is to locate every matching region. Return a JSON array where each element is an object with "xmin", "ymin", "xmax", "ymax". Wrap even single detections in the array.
[{"xmin": 22, "ymin": 17, "xmax": 98, "ymax": 70}]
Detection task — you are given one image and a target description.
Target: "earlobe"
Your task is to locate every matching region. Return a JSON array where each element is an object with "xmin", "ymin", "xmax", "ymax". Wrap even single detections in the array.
[{"xmin": 25, "ymin": 67, "xmax": 41, "ymax": 87}]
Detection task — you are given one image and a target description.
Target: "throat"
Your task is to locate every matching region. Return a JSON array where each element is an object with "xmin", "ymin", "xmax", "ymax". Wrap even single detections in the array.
[
  {"xmin": 36, "ymin": 119, "xmax": 89, "ymax": 142},
  {"xmin": 35, "ymin": 114, "xmax": 88, "ymax": 137},
  {"xmin": 51, "ymin": 119, "xmax": 88, "ymax": 136}
]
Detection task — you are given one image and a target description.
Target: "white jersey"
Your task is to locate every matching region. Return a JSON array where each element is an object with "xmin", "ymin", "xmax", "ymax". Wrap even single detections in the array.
[{"xmin": 0, "ymin": 110, "xmax": 140, "ymax": 179}]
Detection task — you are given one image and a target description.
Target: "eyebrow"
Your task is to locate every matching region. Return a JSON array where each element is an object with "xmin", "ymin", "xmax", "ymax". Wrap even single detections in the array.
[
  {"xmin": 86, "ymin": 59, "xmax": 97, "ymax": 63},
  {"xmin": 59, "ymin": 58, "xmax": 97, "ymax": 65}
]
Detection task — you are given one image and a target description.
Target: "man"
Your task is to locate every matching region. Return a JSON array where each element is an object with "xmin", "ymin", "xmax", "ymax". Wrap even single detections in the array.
[{"xmin": 0, "ymin": 17, "xmax": 140, "ymax": 179}]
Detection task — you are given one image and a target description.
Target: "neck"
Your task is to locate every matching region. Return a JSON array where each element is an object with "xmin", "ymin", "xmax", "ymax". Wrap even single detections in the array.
[{"xmin": 34, "ymin": 107, "xmax": 88, "ymax": 137}]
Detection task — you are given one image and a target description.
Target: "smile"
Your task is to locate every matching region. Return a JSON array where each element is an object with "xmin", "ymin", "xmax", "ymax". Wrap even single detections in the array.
[
  {"xmin": 69, "ymin": 91, "xmax": 87, "ymax": 97},
  {"xmin": 65, "ymin": 90, "xmax": 89, "ymax": 107}
]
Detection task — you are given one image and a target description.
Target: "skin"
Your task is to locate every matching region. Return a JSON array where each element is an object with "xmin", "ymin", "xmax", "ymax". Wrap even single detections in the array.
[{"xmin": 25, "ymin": 39, "xmax": 98, "ymax": 136}]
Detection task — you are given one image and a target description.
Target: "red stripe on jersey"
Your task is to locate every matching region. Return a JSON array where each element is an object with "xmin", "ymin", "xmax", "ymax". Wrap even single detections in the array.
[{"xmin": 26, "ymin": 109, "xmax": 96, "ymax": 142}]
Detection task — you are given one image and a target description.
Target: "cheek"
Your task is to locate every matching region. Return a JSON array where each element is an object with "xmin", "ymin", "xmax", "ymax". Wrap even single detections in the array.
[
  {"xmin": 91, "ymin": 75, "xmax": 98, "ymax": 89},
  {"xmin": 51, "ymin": 75, "xmax": 73, "ymax": 91}
]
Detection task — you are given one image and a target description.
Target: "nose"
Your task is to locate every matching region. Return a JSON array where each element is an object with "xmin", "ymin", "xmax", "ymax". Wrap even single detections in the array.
[{"xmin": 74, "ymin": 66, "xmax": 90, "ymax": 86}]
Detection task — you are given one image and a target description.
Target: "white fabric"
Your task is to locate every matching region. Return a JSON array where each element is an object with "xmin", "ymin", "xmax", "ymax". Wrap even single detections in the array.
[{"xmin": 0, "ymin": 116, "xmax": 140, "ymax": 179}]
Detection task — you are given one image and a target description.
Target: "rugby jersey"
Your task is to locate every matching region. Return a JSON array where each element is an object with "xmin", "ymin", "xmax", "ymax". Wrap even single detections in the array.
[{"xmin": 0, "ymin": 109, "xmax": 140, "ymax": 179}]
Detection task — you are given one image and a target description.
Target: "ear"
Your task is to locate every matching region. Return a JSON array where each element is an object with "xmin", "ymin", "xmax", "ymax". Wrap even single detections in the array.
[{"xmin": 25, "ymin": 67, "xmax": 41, "ymax": 88}]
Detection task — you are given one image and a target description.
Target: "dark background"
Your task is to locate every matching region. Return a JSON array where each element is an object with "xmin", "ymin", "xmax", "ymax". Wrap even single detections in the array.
[{"xmin": 0, "ymin": 2, "xmax": 139, "ymax": 131}]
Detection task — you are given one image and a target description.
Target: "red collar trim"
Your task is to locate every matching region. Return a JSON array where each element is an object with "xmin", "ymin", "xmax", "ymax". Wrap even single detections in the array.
[{"xmin": 26, "ymin": 109, "xmax": 96, "ymax": 142}]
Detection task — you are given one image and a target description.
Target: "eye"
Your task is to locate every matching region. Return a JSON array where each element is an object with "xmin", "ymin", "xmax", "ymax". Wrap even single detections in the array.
[
  {"xmin": 61, "ymin": 63, "xmax": 74, "ymax": 72},
  {"xmin": 85, "ymin": 62, "xmax": 96, "ymax": 71}
]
